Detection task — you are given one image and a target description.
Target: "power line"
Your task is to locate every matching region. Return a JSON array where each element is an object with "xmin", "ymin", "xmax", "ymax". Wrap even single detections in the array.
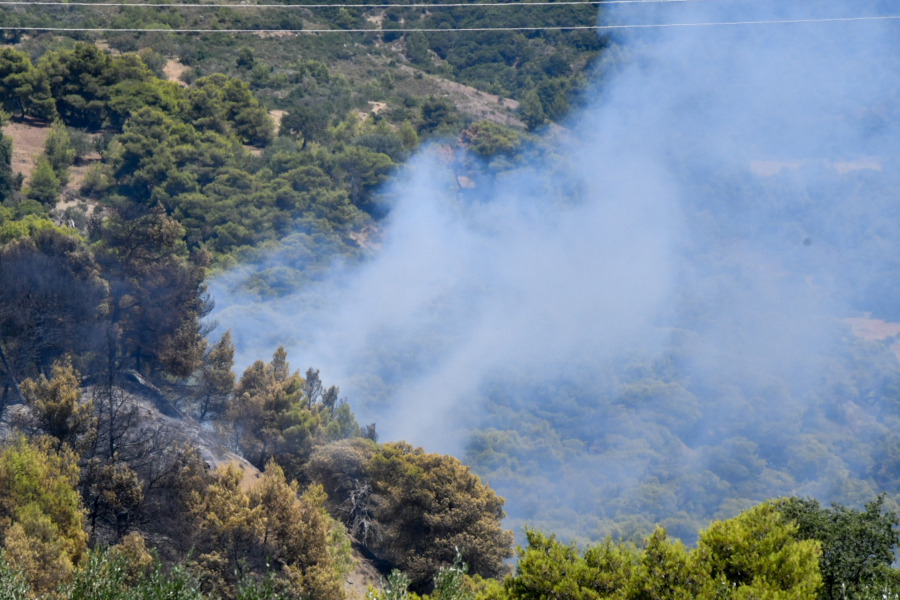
[
  {"xmin": 0, "ymin": 14, "xmax": 898, "ymax": 31},
  {"xmin": 0, "ymin": 0, "xmax": 740, "ymax": 7}
]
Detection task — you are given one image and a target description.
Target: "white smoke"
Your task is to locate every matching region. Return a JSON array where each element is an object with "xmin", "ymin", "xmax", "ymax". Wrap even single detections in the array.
[{"xmin": 211, "ymin": 0, "xmax": 900, "ymax": 540}]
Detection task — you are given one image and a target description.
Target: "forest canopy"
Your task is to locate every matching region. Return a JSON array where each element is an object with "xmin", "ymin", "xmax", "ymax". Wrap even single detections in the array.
[{"xmin": 2, "ymin": 3, "xmax": 900, "ymax": 600}]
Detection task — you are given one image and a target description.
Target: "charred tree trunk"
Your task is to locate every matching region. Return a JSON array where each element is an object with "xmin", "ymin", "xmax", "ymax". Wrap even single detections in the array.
[{"xmin": 0, "ymin": 339, "xmax": 24, "ymax": 404}]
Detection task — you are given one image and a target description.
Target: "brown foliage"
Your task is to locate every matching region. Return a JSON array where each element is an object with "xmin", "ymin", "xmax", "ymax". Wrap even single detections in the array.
[
  {"xmin": 225, "ymin": 348, "xmax": 360, "ymax": 482},
  {"xmin": 307, "ymin": 438, "xmax": 378, "ymax": 537},
  {"xmin": 0, "ymin": 436, "xmax": 87, "ymax": 595},
  {"xmin": 19, "ymin": 359, "xmax": 95, "ymax": 453},
  {"xmin": 188, "ymin": 461, "xmax": 345, "ymax": 600}
]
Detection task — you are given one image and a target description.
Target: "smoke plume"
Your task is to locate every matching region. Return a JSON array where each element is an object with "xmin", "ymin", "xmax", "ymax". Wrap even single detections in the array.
[{"xmin": 212, "ymin": 0, "xmax": 900, "ymax": 542}]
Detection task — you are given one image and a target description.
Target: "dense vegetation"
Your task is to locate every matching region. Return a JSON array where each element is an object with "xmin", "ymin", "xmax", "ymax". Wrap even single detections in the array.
[
  {"xmin": 0, "ymin": 342, "xmax": 514, "ymax": 597},
  {"xmin": 2, "ymin": 3, "xmax": 900, "ymax": 600},
  {"xmin": 0, "ymin": 0, "xmax": 602, "ymax": 121},
  {"xmin": 0, "ymin": 21, "xmax": 540, "ymax": 594},
  {"xmin": 1, "ymin": 468, "xmax": 899, "ymax": 600}
]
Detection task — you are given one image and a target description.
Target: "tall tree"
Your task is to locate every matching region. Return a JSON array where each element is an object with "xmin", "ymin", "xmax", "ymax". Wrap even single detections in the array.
[
  {"xmin": 186, "ymin": 74, "xmax": 274, "ymax": 146},
  {"xmin": 194, "ymin": 330, "xmax": 236, "ymax": 423},
  {"xmin": 0, "ymin": 436, "xmax": 87, "ymax": 595},
  {"xmin": 93, "ymin": 204, "xmax": 210, "ymax": 380},
  {"xmin": 280, "ymin": 105, "xmax": 329, "ymax": 149},
  {"xmin": 26, "ymin": 157, "xmax": 60, "ymax": 205},
  {"xmin": 779, "ymin": 496, "xmax": 900, "ymax": 600},
  {"xmin": 0, "ymin": 116, "xmax": 14, "ymax": 204},
  {"xmin": 39, "ymin": 43, "xmax": 151, "ymax": 130},
  {"xmin": 188, "ymin": 461, "xmax": 345, "ymax": 599},
  {"xmin": 42, "ymin": 121, "xmax": 75, "ymax": 187},
  {"xmin": 19, "ymin": 359, "xmax": 94, "ymax": 453},
  {"xmin": 0, "ymin": 48, "xmax": 56, "ymax": 121},
  {"xmin": 696, "ymin": 502, "xmax": 822, "ymax": 600},
  {"xmin": 367, "ymin": 442, "xmax": 515, "ymax": 591},
  {"xmin": 226, "ymin": 350, "xmax": 360, "ymax": 480},
  {"xmin": 518, "ymin": 89, "xmax": 546, "ymax": 131},
  {"xmin": 0, "ymin": 226, "xmax": 105, "ymax": 386}
]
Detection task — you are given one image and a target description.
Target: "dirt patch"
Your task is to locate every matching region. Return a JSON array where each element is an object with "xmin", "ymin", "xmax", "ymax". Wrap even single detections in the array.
[
  {"xmin": 3, "ymin": 121, "xmax": 49, "ymax": 184},
  {"xmin": 369, "ymin": 101, "xmax": 387, "ymax": 115},
  {"xmin": 397, "ymin": 65, "xmax": 524, "ymax": 128},
  {"xmin": 164, "ymin": 58, "xmax": 190, "ymax": 87},
  {"xmin": 208, "ymin": 455, "xmax": 264, "ymax": 491},
  {"xmin": 254, "ymin": 30, "xmax": 298, "ymax": 38},
  {"xmin": 63, "ymin": 151, "xmax": 102, "ymax": 192},
  {"xmin": 344, "ymin": 545, "xmax": 385, "ymax": 598},
  {"xmin": 269, "ymin": 109, "xmax": 286, "ymax": 131},
  {"xmin": 349, "ymin": 224, "xmax": 382, "ymax": 251},
  {"xmin": 95, "ymin": 40, "xmax": 120, "ymax": 55}
]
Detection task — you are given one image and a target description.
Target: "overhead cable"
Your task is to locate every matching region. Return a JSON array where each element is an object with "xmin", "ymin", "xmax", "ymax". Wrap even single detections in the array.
[
  {"xmin": 0, "ymin": 14, "xmax": 898, "ymax": 31},
  {"xmin": 0, "ymin": 0, "xmax": 742, "ymax": 7}
]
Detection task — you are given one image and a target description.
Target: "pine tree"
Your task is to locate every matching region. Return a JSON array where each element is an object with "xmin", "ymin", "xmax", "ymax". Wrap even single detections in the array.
[
  {"xmin": 398, "ymin": 121, "xmax": 418, "ymax": 149},
  {"xmin": 43, "ymin": 121, "xmax": 75, "ymax": 186},
  {"xmin": 696, "ymin": 502, "xmax": 823, "ymax": 600},
  {"xmin": 0, "ymin": 48, "xmax": 57, "ymax": 121},
  {"xmin": 20, "ymin": 359, "xmax": 94, "ymax": 453},
  {"xmin": 26, "ymin": 156, "xmax": 61, "ymax": 205},
  {"xmin": 0, "ymin": 436, "xmax": 87, "ymax": 595},
  {"xmin": 519, "ymin": 89, "xmax": 546, "ymax": 131},
  {"xmin": 0, "ymin": 122, "xmax": 14, "ymax": 203},
  {"xmin": 194, "ymin": 330, "xmax": 236, "ymax": 422}
]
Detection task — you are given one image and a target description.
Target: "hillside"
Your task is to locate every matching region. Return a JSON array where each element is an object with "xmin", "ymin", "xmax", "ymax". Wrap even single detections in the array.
[{"xmin": 4, "ymin": 1, "xmax": 900, "ymax": 600}]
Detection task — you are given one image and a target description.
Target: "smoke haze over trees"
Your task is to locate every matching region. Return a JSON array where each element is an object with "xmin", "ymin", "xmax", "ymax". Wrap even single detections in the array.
[
  {"xmin": 3, "ymin": 0, "xmax": 900, "ymax": 597},
  {"xmin": 211, "ymin": 0, "xmax": 900, "ymax": 544}
]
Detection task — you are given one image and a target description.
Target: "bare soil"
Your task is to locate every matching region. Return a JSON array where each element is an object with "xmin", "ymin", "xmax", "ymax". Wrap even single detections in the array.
[
  {"xmin": 95, "ymin": 40, "xmax": 120, "ymax": 55},
  {"xmin": 3, "ymin": 120, "xmax": 101, "ymax": 194},
  {"xmin": 205, "ymin": 454, "xmax": 264, "ymax": 491},
  {"xmin": 269, "ymin": 109, "xmax": 286, "ymax": 131},
  {"xmin": 365, "ymin": 13, "xmax": 385, "ymax": 28},
  {"xmin": 344, "ymin": 545, "xmax": 385, "ymax": 598},
  {"xmin": 66, "ymin": 152, "xmax": 102, "ymax": 191},
  {"xmin": 3, "ymin": 120, "xmax": 49, "ymax": 184},
  {"xmin": 397, "ymin": 65, "xmax": 524, "ymax": 128},
  {"xmin": 164, "ymin": 58, "xmax": 190, "ymax": 87}
]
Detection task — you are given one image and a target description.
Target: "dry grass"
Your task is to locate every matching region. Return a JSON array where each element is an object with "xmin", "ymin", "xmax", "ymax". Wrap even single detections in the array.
[
  {"xmin": 396, "ymin": 65, "xmax": 524, "ymax": 128},
  {"xmin": 269, "ymin": 109, "xmax": 286, "ymax": 131},
  {"xmin": 3, "ymin": 120, "xmax": 49, "ymax": 184},
  {"xmin": 164, "ymin": 58, "xmax": 190, "ymax": 87}
]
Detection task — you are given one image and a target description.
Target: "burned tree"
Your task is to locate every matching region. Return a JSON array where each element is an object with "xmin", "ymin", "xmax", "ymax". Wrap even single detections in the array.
[{"xmin": 0, "ymin": 227, "xmax": 105, "ymax": 401}]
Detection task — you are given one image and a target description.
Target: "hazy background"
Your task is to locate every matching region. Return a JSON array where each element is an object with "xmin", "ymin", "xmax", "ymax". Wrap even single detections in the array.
[{"xmin": 210, "ymin": 0, "xmax": 900, "ymax": 543}]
